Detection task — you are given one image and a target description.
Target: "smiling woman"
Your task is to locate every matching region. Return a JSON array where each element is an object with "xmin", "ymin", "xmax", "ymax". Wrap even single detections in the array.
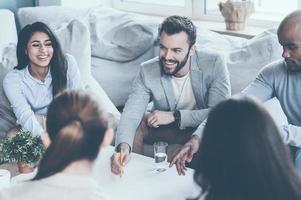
[
  {"xmin": 3, "ymin": 22, "xmax": 82, "ymax": 137},
  {"xmin": 26, "ymin": 32, "xmax": 54, "ymax": 80}
]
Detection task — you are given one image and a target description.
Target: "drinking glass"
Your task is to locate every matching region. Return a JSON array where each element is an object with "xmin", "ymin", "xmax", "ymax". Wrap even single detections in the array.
[{"xmin": 154, "ymin": 141, "xmax": 168, "ymax": 172}]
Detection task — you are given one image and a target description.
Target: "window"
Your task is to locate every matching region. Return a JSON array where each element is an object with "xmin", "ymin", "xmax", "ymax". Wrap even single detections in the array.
[
  {"xmin": 37, "ymin": 0, "xmax": 103, "ymax": 8},
  {"xmin": 119, "ymin": 0, "xmax": 186, "ymax": 7},
  {"xmin": 112, "ymin": 0, "xmax": 193, "ymax": 16},
  {"xmin": 112, "ymin": 0, "xmax": 301, "ymax": 28},
  {"xmin": 251, "ymin": 0, "xmax": 299, "ymax": 22}
]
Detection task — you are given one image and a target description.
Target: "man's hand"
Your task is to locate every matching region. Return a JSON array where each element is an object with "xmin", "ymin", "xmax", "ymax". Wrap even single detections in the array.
[
  {"xmin": 147, "ymin": 110, "xmax": 175, "ymax": 128},
  {"xmin": 110, "ymin": 143, "xmax": 131, "ymax": 175},
  {"xmin": 169, "ymin": 135, "xmax": 200, "ymax": 176}
]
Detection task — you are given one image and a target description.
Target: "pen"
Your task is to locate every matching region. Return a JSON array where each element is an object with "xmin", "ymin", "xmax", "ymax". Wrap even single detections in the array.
[{"xmin": 119, "ymin": 150, "xmax": 124, "ymax": 178}]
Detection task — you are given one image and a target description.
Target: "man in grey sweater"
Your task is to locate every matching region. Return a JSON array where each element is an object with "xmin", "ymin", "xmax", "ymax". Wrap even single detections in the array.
[
  {"xmin": 110, "ymin": 16, "xmax": 231, "ymax": 175},
  {"xmin": 171, "ymin": 10, "xmax": 301, "ymax": 175}
]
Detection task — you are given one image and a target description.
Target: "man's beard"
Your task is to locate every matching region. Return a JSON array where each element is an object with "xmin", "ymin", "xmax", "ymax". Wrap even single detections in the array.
[
  {"xmin": 285, "ymin": 59, "xmax": 301, "ymax": 72},
  {"xmin": 160, "ymin": 51, "xmax": 190, "ymax": 76}
]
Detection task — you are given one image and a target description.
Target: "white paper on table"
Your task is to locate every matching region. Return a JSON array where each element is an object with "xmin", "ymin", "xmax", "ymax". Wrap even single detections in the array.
[
  {"xmin": 0, "ymin": 169, "xmax": 11, "ymax": 189},
  {"xmin": 10, "ymin": 168, "xmax": 37, "ymax": 186},
  {"xmin": 93, "ymin": 146, "xmax": 200, "ymax": 200}
]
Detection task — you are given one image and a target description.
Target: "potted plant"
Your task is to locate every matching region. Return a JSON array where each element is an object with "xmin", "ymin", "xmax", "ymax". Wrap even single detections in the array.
[
  {"xmin": 219, "ymin": 0, "xmax": 255, "ymax": 31},
  {"xmin": 0, "ymin": 129, "xmax": 45, "ymax": 173}
]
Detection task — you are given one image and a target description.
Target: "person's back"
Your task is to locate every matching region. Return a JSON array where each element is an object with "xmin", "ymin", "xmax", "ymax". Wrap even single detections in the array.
[
  {"xmin": 0, "ymin": 173, "xmax": 107, "ymax": 200},
  {"xmin": 0, "ymin": 90, "xmax": 113, "ymax": 200},
  {"xmin": 192, "ymin": 97, "xmax": 301, "ymax": 200}
]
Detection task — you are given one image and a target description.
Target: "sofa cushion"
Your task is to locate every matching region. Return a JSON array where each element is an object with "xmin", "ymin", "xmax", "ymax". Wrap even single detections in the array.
[
  {"xmin": 196, "ymin": 27, "xmax": 247, "ymax": 51},
  {"xmin": 227, "ymin": 29, "xmax": 282, "ymax": 94},
  {"xmin": 196, "ymin": 28, "xmax": 282, "ymax": 95},
  {"xmin": 17, "ymin": 6, "xmax": 91, "ymax": 29},
  {"xmin": 17, "ymin": 6, "xmax": 158, "ymax": 62},
  {"xmin": 0, "ymin": 44, "xmax": 17, "ymax": 139},
  {"xmin": 0, "ymin": 9, "xmax": 18, "ymax": 139},
  {"xmin": 91, "ymin": 47, "xmax": 156, "ymax": 107},
  {"xmin": 54, "ymin": 19, "xmax": 91, "ymax": 85},
  {"xmin": 54, "ymin": 19, "xmax": 120, "ymax": 119},
  {"xmin": 89, "ymin": 7, "xmax": 158, "ymax": 61},
  {"xmin": 0, "ymin": 10, "xmax": 17, "ymax": 49}
]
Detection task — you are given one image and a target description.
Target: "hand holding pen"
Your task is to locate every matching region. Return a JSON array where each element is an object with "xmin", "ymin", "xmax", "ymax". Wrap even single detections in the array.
[{"xmin": 111, "ymin": 143, "xmax": 131, "ymax": 176}]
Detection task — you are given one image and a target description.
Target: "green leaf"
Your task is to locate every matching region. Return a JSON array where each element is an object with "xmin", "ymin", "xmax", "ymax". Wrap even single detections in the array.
[{"xmin": 0, "ymin": 128, "xmax": 45, "ymax": 166}]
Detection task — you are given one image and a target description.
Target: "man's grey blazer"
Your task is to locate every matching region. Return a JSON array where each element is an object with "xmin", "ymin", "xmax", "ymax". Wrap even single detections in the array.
[{"xmin": 116, "ymin": 49, "xmax": 231, "ymax": 147}]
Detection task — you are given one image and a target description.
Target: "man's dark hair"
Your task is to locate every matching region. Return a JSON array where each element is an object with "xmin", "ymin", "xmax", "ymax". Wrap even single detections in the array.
[{"xmin": 159, "ymin": 15, "xmax": 196, "ymax": 47}]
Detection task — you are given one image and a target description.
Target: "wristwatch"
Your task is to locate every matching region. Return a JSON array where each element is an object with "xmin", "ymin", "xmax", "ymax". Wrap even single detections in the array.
[
  {"xmin": 115, "ymin": 143, "xmax": 131, "ymax": 153},
  {"xmin": 173, "ymin": 110, "xmax": 181, "ymax": 127}
]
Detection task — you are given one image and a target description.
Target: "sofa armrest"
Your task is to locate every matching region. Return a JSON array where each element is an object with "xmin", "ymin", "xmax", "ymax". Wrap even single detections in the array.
[
  {"xmin": 85, "ymin": 76, "xmax": 121, "ymax": 125},
  {"xmin": 0, "ymin": 9, "xmax": 17, "ymax": 47}
]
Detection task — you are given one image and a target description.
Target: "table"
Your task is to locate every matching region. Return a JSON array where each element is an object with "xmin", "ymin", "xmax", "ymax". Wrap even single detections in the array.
[
  {"xmin": 3, "ymin": 146, "xmax": 200, "ymax": 199},
  {"xmin": 93, "ymin": 146, "xmax": 200, "ymax": 200}
]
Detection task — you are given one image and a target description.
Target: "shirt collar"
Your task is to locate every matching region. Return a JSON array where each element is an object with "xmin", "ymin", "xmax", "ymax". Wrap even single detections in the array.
[{"xmin": 25, "ymin": 66, "xmax": 51, "ymax": 84}]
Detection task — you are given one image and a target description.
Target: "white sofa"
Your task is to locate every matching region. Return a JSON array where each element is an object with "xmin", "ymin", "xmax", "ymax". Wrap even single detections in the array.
[
  {"xmin": 15, "ymin": 6, "xmax": 284, "ymax": 103},
  {"xmin": 0, "ymin": 6, "xmax": 287, "ymax": 140}
]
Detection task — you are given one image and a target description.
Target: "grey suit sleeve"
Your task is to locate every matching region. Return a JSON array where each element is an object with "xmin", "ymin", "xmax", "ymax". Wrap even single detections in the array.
[
  {"xmin": 115, "ymin": 69, "xmax": 151, "ymax": 148},
  {"xmin": 179, "ymin": 54, "xmax": 231, "ymax": 129}
]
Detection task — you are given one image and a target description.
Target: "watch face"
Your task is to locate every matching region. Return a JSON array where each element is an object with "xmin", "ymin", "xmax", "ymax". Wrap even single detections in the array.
[
  {"xmin": 174, "ymin": 111, "xmax": 181, "ymax": 127},
  {"xmin": 174, "ymin": 111, "xmax": 181, "ymax": 119}
]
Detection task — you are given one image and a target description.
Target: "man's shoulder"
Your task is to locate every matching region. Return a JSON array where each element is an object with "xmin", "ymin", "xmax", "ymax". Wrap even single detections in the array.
[
  {"xmin": 140, "ymin": 57, "xmax": 161, "ymax": 73},
  {"xmin": 192, "ymin": 49, "xmax": 226, "ymax": 73},
  {"xmin": 261, "ymin": 59, "xmax": 285, "ymax": 73},
  {"xmin": 141, "ymin": 57, "xmax": 160, "ymax": 68},
  {"xmin": 141, "ymin": 56, "xmax": 159, "ymax": 66}
]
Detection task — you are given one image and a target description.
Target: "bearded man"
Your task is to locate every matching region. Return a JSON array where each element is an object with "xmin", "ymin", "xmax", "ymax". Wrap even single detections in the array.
[
  {"xmin": 110, "ymin": 15, "xmax": 231, "ymax": 175},
  {"xmin": 171, "ymin": 10, "xmax": 301, "ymax": 176}
]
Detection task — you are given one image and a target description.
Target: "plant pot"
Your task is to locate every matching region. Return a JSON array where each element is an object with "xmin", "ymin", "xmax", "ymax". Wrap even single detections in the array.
[
  {"xmin": 17, "ymin": 162, "xmax": 34, "ymax": 174},
  {"xmin": 219, "ymin": 0, "xmax": 255, "ymax": 31}
]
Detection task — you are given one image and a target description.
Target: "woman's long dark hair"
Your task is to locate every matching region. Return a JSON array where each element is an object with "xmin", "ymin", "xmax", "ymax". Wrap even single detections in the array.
[
  {"xmin": 193, "ymin": 97, "xmax": 301, "ymax": 200},
  {"xmin": 15, "ymin": 22, "xmax": 66, "ymax": 96},
  {"xmin": 33, "ymin": 90, "xmax": 108, "ymax": 180}
]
